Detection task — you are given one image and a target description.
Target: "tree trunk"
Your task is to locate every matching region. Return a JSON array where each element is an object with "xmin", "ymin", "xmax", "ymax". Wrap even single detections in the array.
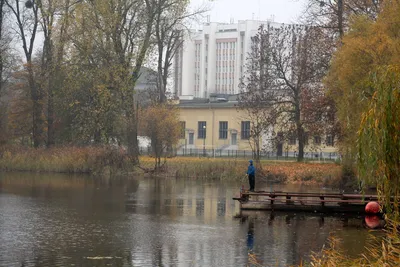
[
  {"xmin": 127, "ymin": 11, "xmax": 154, "ymax": 164},
  {"xmin": 295, "ymin": 95, "xmax": 304, "ymax": 161},
  {"xmin": 47, "ymin": 86, "xmax": 55, "ymax": 146},
  {"xmin": 0, "ymin": 0, "xmax": 3, "ymax": 96},
  {"xmin": 254, "ymin": 137, "xmax": 261, "ymax": 163},
  {"xmin": 27, "ymin": 63, "xmax": 44, "ymax": 148},
  {"xmin": 45, "ymin": 38, "xmax": 55, "ymax": 147},
  {"xmin": 127, "ymin": 100, "xmax": 139, "ymax": 164},
  {"xmin": 297, "ymin": 125, "xmax": 304, "ymax": 162},
  {"xmin": 338, "ymin": 0, "xmax": 344, "ymax": 39}
]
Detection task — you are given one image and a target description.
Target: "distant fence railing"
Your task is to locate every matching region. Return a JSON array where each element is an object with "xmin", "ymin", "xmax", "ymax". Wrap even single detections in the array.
[{"xmin": 138, "ymin": 147, "xmax": 340, "ymax": 161}]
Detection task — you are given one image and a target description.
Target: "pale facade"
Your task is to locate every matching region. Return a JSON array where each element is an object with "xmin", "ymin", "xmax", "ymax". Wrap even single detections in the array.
[
  {"xmin": 178, "ymin": 101, "xmax": 254, "ymax": 151},
  {"xmin": 177, "ymin": 98, "xmax": 339, "ymax": 159},
  {"xmin": 174, "ymin": 20, "xmax": 283, "ymax": 98}
]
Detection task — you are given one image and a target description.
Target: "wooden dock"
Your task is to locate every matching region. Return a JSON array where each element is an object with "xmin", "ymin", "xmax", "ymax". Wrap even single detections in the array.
[{"xmin": 233, "ymin": 191, "xmax": 381, "ymax": 214}]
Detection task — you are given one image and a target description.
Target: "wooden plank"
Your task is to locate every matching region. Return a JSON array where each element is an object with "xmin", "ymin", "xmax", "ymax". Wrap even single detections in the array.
[
  {"xmin": 242, "ymin": 192, "xmax": 381, "ymax": 201},
  {"xmin": 243, "ymin": 192, "xmax": 346, "ymax": 198},
  {"xmin": 232, "ymin": 191, "xmax": 396, "ymax": 213},
  {"xmin": 243, "ymin": 193, "xmax": 346, "ymax": 199},
  {"xmin": 245, "ymin": 198, "xmax": 370, "ymax": 204},
  {"xmin": 240, "ymin": 202, "xmax": 367, "ymax": 213},
  {"xmin": 341, "ymin": 194, "xmax": 379, "ymax": 200}
]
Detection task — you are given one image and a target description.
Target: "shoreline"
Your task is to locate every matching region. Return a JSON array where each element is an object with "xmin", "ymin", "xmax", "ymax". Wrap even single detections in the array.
[{"xmin": 0, "ymin": 146, "xmax": 344, "ymax": 188}]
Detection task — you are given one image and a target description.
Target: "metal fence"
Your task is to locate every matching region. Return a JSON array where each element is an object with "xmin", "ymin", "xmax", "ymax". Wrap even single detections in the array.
[{"xmin": 139, "ymin": 147, "xmax": 340, "ymax": 161}]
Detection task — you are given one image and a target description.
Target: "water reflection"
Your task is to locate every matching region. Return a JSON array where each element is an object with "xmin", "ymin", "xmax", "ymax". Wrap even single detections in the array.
[
  {"xmin": 236, "ymin": 210, "xmax": 384, "ymax": 265},
  {"xmin": 246, "ymin": 218, "xmax": 265, "ymax": 266},
  {"xmin": 0, "ymin": 172, "xmax": 380, "ymax": 267}
]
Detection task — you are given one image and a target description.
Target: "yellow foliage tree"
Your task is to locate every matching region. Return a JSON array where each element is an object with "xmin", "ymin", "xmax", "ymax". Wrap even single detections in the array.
[
  {"xmin": 326, "ymin": 0, "xmax": 400, "ymax": 159},
  {"xmin": 327, "ymin": 0, "xmax": 400, "ymax": 217},
  {"xmin": 140, "ymin": 104, "xmax": 180, "ymax": 170},
  {"xmin": 358, "ymin": 66, "xmax": 400, "ymax": 219}
]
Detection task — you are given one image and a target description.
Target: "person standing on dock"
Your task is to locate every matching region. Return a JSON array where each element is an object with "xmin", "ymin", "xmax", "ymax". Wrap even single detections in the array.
[{"xmin": 246, "ymin": 160, "xmax": 256, "ymax": 192}]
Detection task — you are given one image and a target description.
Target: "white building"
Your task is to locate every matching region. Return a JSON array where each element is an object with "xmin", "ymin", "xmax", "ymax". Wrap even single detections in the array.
[{"xmin": 173, "ymin": 20, "xmax": 283, "ymax": 98}]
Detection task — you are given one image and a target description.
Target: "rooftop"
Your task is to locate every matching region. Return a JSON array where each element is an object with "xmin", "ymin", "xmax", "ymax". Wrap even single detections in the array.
[
  {"xmin": 179, "ymin": 101, "xmax": 238, "ymax": 108},
  {"xmin": 178, "ymin": 94, "xmax": 239, "ymax": 108}
]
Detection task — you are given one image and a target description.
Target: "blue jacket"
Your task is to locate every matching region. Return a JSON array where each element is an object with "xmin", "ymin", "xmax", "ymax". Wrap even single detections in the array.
[{"xmin": 247, "ymin": 164, "xmax": 256, "ymax": 175}]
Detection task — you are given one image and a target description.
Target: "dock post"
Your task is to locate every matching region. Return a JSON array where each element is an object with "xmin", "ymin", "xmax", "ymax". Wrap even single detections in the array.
[
  {"xmin": 270, "ymin": 194, "xmax": 275, "ymax": 205},
  {"xmin": 286, "ymin": 195, "xmax": 292, "ymax": 204}
]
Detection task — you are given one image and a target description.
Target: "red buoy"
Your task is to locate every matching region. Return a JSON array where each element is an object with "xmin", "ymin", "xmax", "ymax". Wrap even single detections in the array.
[
  {"xmin": 365, "ymin": 215, "xmax": 381, "ymax": 229},
  {"xmin": 365, "ymin": 201, "xmax": 380, "ymax": 214}
]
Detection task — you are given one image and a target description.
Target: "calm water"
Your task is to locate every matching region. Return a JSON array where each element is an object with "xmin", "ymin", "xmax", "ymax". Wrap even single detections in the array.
[{"xmin": 0, "ymin": 172, "xmax": 378, "ymax": 267}]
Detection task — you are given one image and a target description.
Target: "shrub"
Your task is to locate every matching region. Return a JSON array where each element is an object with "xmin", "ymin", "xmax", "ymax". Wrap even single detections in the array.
[
  {"xmin": 301, "ymin": 175, "xmax": 314, "ymax": 182},
  {"xmin": 339, "ymin": 164, "xmax": 359, "ymax": 191}
]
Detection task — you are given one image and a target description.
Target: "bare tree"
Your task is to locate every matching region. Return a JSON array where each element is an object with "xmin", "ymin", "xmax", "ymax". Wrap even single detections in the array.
[
  {"xmin": 0, "ymin": 0, "xmax": 15, "ymax": 97},
  {"xmin": 38, "ymin": 0, "xmax": 56, "ymax": 147},
  {"xmin": 35, "ymin": 0, "xmax": 74, "ymax": 147},
  {"xmin": 302, "ymin": 0, "xmax": 382, "ymax": 168},
  {"xmin": 153, "ymin": 0, "xmax": 205, "ymax": 103},
  {"xmin": 302, "ymin": 0, "xmax": 382, "ymax": 40},
  {"xmin": 0, "ymin": 0, "xmax": 11, "ymax": 144},
  {"xmin": 0, "ymin": 0, "xmax": 6, "ymax": 95},
  {"xmin": 5, "ymin": 0, "xmax": 44, "ymax": 147},
  {"xmin": 239, "ymin": 25, "xmax": 275, "ymax": 163},
  {"xmin": 40, "ymin": 0, "xmax": 76, "ymax": 146},
  {"xmin": 240, "ymin": 24, "xmax": 333, "ymax": 161}
]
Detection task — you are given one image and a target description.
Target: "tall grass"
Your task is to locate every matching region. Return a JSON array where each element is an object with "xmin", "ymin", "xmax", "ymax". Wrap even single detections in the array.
[
  {"xmin": 0, "ymin": 146, "xmax": 133, "ymax": 175},
  {"xmin": 139, "ymin": 156, "xmax": 246, "ymax": 180},
  {"xmin": 0, "ymin": 146, "xmax": 342, "ymax": 183},
  {"xmin": 139, "ymin": 156, "xmax": 341, "ymax": 183}
]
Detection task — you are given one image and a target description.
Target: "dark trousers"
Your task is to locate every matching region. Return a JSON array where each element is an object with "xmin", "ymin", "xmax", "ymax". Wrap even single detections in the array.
[{"xmin": 248, "ymin": 174, "xmax": 255, "ymax": 191}]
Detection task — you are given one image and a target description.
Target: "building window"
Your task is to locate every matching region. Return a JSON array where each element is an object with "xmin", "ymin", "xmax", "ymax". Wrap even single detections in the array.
[
  {"xmin": 241, "ymin": 121, "xmax": 250, "ymax": 139},
  {"xmin": 189, "ymin": 133, "xmax": 194, "ymax": 145},
  {"xmin": 219, "ymin": 121, "xmax": 228, "ymax": 139},
  {"xmin": 314, "ymin": 136, "xmax": 321, "ymax": 145},
  {"xmin": 326, "ymin": 135, "xmax": 334, "ymax": 146},
  {"xmin": 198, "ymin": 121, "xmax": 206, "ymax": 139},
  {"xmin": 179, "ymin": 121, "xmax": 186, "ymax": 139}
]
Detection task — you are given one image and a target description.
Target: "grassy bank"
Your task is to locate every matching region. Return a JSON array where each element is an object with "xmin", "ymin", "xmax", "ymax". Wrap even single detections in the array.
[
  {"xmin": 0, "ymin": 146, "xmax": 134, "ymax": 175},
  {"xmin": 138, "ymin": 156, "xmax": 342, "ymax": 185},
  {"xmin": 0, "ymin": 146, "xmax": 342, "ymax": 186}
]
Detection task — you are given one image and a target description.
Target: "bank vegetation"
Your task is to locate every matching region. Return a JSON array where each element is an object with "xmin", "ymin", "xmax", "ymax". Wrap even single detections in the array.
[
  {"xmin": 298, "ymin": 0, "xmax": 400, "ymax": 266},
  {"xmin": 0, "ymin": 145, "xmax": 344, "ymax": 186}
]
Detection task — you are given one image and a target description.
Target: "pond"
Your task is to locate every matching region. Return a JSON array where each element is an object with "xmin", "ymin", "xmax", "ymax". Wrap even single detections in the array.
[{"xmin": 0, "ymin": 172, "xmax": 380, "ymax": 267}]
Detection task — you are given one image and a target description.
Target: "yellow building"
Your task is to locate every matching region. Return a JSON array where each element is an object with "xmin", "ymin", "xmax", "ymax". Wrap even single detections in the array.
[
  {"xmin": 177, "ymin": 96, "xmax": 339, "ymax": 160},
  {"xmin": 178, "ymin": 98, "xmax": 252, "ymax": 151}
]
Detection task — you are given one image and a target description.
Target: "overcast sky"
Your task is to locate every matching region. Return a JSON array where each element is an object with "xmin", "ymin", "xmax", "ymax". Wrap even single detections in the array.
[{"xmin": 190, "ymin": 0, "xmax": 307, "ymax": 24}]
